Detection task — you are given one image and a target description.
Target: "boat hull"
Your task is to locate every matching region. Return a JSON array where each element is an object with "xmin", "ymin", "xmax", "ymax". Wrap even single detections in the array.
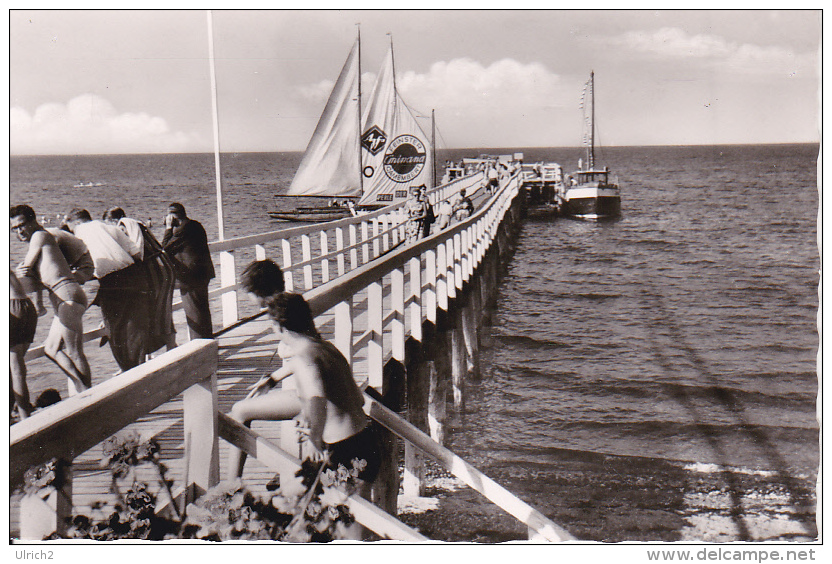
[
  {"xmin": 563, "ymin": 186, "xmax": 621, "ymax": 220},
  {"xmin": 268, "ymin": 207, "xmax": 352, "ymax": 222}
]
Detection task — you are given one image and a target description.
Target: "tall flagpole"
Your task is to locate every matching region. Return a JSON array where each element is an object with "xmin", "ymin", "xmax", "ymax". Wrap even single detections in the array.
[
  {"xmin": 207, "ymin": 10, "xmax": 238, "ymax": 326},
  {"xmin": 357, "ymin": 24, "xmax": 363, "ymax": 196},
  {"xmin": 207, "ymin": 10, "xmax": 225, "ymax": 241}
]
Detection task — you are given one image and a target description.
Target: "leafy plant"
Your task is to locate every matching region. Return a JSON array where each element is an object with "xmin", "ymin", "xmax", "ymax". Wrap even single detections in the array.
[{"xmin": 25, "ymin": 432, "xmax": 367, "ymax": 542}]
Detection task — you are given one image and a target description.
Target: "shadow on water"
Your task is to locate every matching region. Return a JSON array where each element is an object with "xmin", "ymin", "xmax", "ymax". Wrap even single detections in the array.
[{"xmin": 640, "ymin": 286, "xmax": 817, "ymax": 539}]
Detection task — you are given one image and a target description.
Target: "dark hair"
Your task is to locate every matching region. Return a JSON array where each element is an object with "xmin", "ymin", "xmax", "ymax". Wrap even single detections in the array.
[
  {"xmin": 267, "ymin": 292, "xmax": 320, "ymax": 339},
  {"xmin": 241, "ymin": 259, "xmax": 285, "ymax": 298},
  {"xmin": 102, "ymin": 207, "xmax": 126, "ymax": 222},
  {"xmin": 168, "ymin": 202, "xmax": 187, "ymax": 217},
  {"xmin": 10, "ymin": 205, "xmax": 36, "ymax": 222},
  {"xmin": 66, "ymin": 208, "xmax": 92, "ymax": 222}
]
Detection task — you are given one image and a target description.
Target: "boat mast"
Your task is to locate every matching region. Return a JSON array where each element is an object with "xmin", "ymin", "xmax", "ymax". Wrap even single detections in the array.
[
  {"xmin": 431, "ymin": 109, "xmax": 436, "ymax": 188},
  {"xmin": 589, "ymin": 70, "xmax": 595, "ymax": 170},
  {"xmin": 207, "ymin": 10, "xmax": 226, "ymax": 240},
  {"xmin": 357, "ymin": 25, "xmax": 363, "ymax": 196},
  {"xmin": 388, "ymin": 33, "xmax": 397, "ymax": 111}
]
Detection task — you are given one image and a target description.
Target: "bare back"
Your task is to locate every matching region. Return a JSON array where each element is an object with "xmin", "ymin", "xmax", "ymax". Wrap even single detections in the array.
[
  {"xmin": 292, "ymin": 337, "xmax": 367, "ymax": 444},
  {"xmin": 21, "ymin": 230, "xmax": 76, "ymax": 291}
]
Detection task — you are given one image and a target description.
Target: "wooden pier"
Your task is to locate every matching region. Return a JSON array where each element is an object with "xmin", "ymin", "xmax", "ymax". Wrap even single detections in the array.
[{"xmin": 10, "ymin": 169, "xmax": 574, "ymax": 542}]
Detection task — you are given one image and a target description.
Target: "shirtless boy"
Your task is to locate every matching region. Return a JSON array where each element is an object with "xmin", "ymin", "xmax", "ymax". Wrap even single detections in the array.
[{"xmin": 11, "ymin": 205, "xmax": 91, "ymax": 393}]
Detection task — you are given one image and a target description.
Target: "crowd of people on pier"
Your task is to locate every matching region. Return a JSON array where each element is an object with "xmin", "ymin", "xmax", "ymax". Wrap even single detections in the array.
[
  {"xmin": 11, "ymin": 200, "xmax": 381, "ymax": 529},
  {"xmin": 10, "ymin": 202, "xmax": 214, "ymax": 420}
]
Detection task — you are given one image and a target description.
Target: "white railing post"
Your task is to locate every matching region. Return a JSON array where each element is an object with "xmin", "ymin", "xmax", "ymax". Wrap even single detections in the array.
[
  {"xmin": 255, "ymin": 243, "xmax": 266, "ymax": 261},
  {"xmin": 391, "ymin": 267, "xmax": 405, "ymax": 363},
  {"xmin": 182, "ymin": 366, "xmax": 220, "ymax": 503},
  {"xmin": 219, "ymin": 250, "xmax": 238, "ymax": 325},
  {"xmin": 349, "ymin": 224, "xmax": 359, "ymax": 271},
  {"xmin": 372, "ymin": 218, "xmax": 380, "ymax": 258},
  {"xmin": 336, "ymin": 227, "xmax": 346, "ymax": 276},
  {"xmin": 334, "ymin": 297, "xmax": 353, "ymax": 367},
  {"xmin": 281, "ymin": 239, "xmax": 294, "ymax": 292},
  {"xmin": 424, "ymin": 249, "xmax": 437, "ymax": 324},
  {"xmin": 367, "ymin": 280, "xmax": 384, "ymax": 388},
  {"xmin": 301, "ymin": 234, "xmax": 313, "ymax": 290},
  {"xmin": 320, "ymin": 231, "xmax": 330, "ymax": 284},
  {"xmin": 408, "ymin": 256, "xmax": 422, "ymax": 342},
  {"xmin": 445, "ymin": 238, "xmax": 456, "ymax": 300},
  {"xmin": 460, "ymin": 229, "xmax": 470, "ymax": 284},
  {"xmin": 436, "ymin": 242, "xmax": 448, "ymax": 312},
  {"xmin": 361, "ymin": 221, "xmax": 370, "ymax": 265},
  {"xmin": 20, "ymin": 467, "xmax": 73, "ymax": 540},
  {"xmin": 453, "ymin": 233, "xmax": 463, "ymax": 291}
]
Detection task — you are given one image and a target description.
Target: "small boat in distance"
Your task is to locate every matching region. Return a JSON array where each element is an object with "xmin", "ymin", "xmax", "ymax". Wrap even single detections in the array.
[
  {"xmin": 562, "ymin": 71, "xmax": 621, "ymax": 221},
  {"xmin": 72, "ymin": 182, "xmax": 105, "ymax": 188}
]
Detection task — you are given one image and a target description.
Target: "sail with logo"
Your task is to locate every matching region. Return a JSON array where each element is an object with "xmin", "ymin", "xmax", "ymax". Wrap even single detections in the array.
[
  {"xmin": 269, "ymin": 34, "xmax": 434, "ymax": 221},
  {"xmin": 357, "ymin": 41, "xmax": 434, "ymax": 208}
]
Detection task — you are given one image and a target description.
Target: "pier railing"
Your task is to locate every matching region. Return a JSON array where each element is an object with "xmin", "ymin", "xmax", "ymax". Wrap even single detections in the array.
[
  {"xmin": 10, "ymin": 339, "xmax": 427, "ymax": 541},
  {"xmin": 24, "ymin": 172, "xmax": 484, "ymax": 361},
  {"xmin": 14, "ymin": 169, "xmax": 575, "ymax": 541}
]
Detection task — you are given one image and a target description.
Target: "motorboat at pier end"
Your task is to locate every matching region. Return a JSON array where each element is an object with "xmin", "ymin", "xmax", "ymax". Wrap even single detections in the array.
[{"xmin": 562, "ymin": 71, "xmax": 621, "ymax": 221}]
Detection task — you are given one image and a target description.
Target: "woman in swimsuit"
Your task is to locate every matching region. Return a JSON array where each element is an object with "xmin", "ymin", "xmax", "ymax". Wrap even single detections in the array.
[{"xmin": 227, "ymin": 293, "xmax": 381, "ymax": 495}]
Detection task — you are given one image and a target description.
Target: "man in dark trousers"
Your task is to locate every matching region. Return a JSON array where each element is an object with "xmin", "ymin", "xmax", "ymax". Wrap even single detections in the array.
[{"xmin": 162, "ymin": 203, "xmax": 215, "ymax": 339}]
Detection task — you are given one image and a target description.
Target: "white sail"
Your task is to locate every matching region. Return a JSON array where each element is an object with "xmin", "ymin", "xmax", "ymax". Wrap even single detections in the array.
[
  {"xmin": 287, "ymin": 40, "xmax": 362, "ymax": 197},
  {"xmin": 357, "ymin": 45, "xmax": 433, "ymax": 207}
]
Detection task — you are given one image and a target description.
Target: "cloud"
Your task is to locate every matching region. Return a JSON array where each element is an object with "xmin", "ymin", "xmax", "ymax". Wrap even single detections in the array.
[
  {"xmin": 606, "ymin": 27, "xmax": 817, "ymax": 76},
  {"xmin": 398, "ymin": 58, "xmax": 566, "ymax": 113},
  {"xmin": 289, "ymin": 58, "xmax": 570, "ymax": 147},
  {"xmin": 10, "ymin": 94, "xmax": 205, "ymax": 155}
]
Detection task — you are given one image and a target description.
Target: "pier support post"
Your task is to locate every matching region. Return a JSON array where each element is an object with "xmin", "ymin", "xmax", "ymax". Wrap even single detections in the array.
[
  {"xmin": 461, "ymin": 289, "xmax": 480, "ymax": 378},
  {"xmin": 427, "ymin": 360, "xmax": 446, "ymax": 445},
  {"xmin": 404, "ymin": 338, "xmax": 428, "ymax": 497},
  {"xmin": 20, "ymin": 464, "xmax": 72, "ymax": 540},
  {"xmin": 450, "ymin": 316, "xmax": 466, "ymax": 408}
]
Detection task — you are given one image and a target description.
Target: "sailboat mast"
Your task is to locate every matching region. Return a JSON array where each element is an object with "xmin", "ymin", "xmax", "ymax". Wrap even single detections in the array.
[
  {"xmin": 431, "ymin": 109, "xmax": 436, "ymax": 188},
  {"xmin": 356, "ymin": 25, "xmax": 363, "ymax": 195},
  {"xmin": 388, "ymin": 34, "xmax": 398, "ymax": 109},
  {"xmin": 589, "ymin": 70, "xmax": 595, "ymax": 170}
]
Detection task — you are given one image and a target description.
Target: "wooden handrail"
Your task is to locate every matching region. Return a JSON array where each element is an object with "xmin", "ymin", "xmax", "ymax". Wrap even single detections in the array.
[{"xmin": 11, "ymin": 340, "xmax": 218, "ymax": 487}]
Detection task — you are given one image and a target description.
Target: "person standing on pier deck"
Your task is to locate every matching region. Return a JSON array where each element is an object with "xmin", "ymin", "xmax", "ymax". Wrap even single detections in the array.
[
  {"xmin": 64, "ymin": 208, "xmax": 150, "ymax": 373},
  {"xmin": 104, "ymin": 207, "xmax": 177, "ymax": 353},
  {"xmin": 11, "ymin": 205, "xmax": 91, "ymax": 392},
  {"xmin": 405, "ymin": 186, "xmax": 427, "ymax": 243},
  {"xmin": 162, "ymin": 203, "xmax": 215, "ymax": 339},
  {"xmin": 10, "ymin": 270, "xmax": 38, "ymax": 419}
]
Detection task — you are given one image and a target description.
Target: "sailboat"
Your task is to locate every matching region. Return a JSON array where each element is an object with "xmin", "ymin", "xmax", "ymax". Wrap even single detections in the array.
[
  {"xmin": 270, "ymin": 34, "xmax": 434, "ymax": 221},
  {"xmin": 562, "ymin": 71, "xmax": 621, "ymax": 220}
]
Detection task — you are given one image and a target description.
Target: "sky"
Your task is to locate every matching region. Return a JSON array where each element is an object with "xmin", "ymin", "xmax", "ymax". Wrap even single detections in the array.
[{"xmin": 5, "ymin": 8, "xmax": 822, "ymax": 155}]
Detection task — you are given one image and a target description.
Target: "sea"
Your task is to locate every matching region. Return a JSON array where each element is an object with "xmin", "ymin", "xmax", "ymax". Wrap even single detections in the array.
[{"xmin": 9, "ymin": 143, "xmax": 820, "ymax": 541}]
